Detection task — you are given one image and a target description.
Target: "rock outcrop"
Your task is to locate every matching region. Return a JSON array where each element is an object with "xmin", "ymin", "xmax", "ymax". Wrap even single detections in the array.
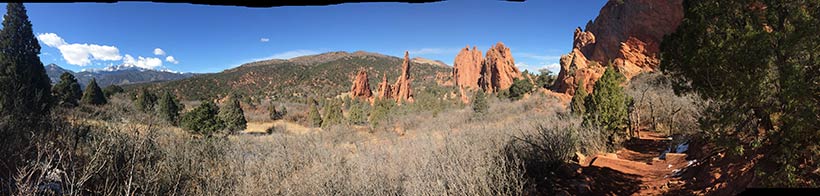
[
  {"xmin": 391, "ymin": 51, "xmax": 414, "ymax": 104},
  {"xmin": 553, "ymin": 0, "xmax": 684, "ymax": 95},
  {"xmin": 452, "ymin": 46, "xmax": 484, "ymax": 90},
  {"xmin": 481, "ymin": 42, "xmax": 520, "ymax": 93},
  {"xmin": 372, "ymin": 51, "xmax": 414, "ymax": 104},
  {"xmin": 451, "ymin": 42, "xmax": 522, "ymax": 103},
  {"xmin": 349, "ymin": 69, "xmax": 372, "ymax": 99},
  {"xmin": 375, "ymin": 73, "xmax": 393, "ymax": 101}
]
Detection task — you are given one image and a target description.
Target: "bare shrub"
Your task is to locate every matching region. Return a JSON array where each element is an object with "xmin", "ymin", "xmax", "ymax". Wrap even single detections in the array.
[{"xmin": 627, "ymin": 72, "xmax": 702, "ymax": 136}]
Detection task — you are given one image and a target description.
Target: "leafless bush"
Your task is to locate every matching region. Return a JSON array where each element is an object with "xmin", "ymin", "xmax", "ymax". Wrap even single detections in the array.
[{"xmin": 627, "ymin": 72, "xmax": 703, "ymax": 136}]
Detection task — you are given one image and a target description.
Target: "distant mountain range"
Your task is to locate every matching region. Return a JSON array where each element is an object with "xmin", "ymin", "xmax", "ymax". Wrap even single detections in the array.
[
  {"xmin": 45, "ymin": 64, "xmax": 196, "ymax": 88},
  {"xmin": 134, "ymin": 51, "xmax": 453, "ymax": 102}
]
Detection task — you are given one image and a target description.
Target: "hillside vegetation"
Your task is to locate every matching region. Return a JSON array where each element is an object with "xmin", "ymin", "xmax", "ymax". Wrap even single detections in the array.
[{"xmin": 133, "ymin": 51, "xmax": 452, "ymax": 102}]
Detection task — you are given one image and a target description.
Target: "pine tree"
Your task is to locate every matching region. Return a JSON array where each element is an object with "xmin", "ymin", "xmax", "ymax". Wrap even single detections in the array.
[
  {"xmin": 472, "ymin": 89, "xmax": 489, "ymax": 115},
  {"xmin": 218, "ymin": 95, "xmax": 247, "ymax": 133},
  {"xmin": 81, "ymin": 78, "xmax": 106, "ymax": 105},
  {"xmin": 369, "ymin": 97, "xmax": 395, "ymax": 128},
  {"xmin": 0, "ymin": 3, "xmax": 53, "ymax": 125},
  {"xmin": 347, "ymin": 99, "xmax": 368, "ymax": 125},
  {"xmin": 584, "ymin": 66, "xmax": 629, "ymax": 149},
  {"xmin": 157, "ymin": 91, "xmax": 182, "ymax": 125},
  {"xmin": 102, "ymin": 84, "xmax": 124, "ymax": 98},
  {"xmin": 508, "ymin": 77, "xmax": 534, "ymax": 101},
  {"xmin": 321, "ymin": 99, "xmax": 343, "ymax": 127},
  {"xmin": 135, "ymin": 88, "xmax": 157, "ymax": 112},
  {"xmin": 52, "ymin": 72, "xmax": 82, "ymax": 107},
  {"xmin": 307, "ymin": 98, "xmax": 323, "ymax": 127},
  {"xmin": 180, "ymin": 101, "xmax": 224, "ymax": 136},
  {"xmin": 570, "ymin": 80, "xmax": 588, "ymax": 115}
]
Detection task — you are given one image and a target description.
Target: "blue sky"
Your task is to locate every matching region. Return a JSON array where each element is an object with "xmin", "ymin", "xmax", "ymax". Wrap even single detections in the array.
[{"xmin": 9, "ymin": 0, "xmax": 607, "ymax": 73}]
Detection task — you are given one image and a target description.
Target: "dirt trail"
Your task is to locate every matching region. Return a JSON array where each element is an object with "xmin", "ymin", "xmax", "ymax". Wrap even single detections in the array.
[{"xmin": 581, "ymin": 132, "xmax": 690, "ymax": 195}]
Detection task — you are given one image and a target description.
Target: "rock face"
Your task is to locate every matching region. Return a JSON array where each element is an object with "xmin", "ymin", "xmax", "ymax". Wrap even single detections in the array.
[
  {"xmin": 373, "ymin": 51, "xmax": 415, "ymax": 104},
  {"xmin": 452, "ymin": 46, "xmax": 484, "ymax": 90},
  {"xmin": 451, "ymin": 42, "xmax": 522, "ymax": 103},
  {"xmin": 553, "ymin": 0, "xmax": 684, "ymax": 95},
  {"xmin": 481, "ymin": 42, "xmax": 520, "ymax": 93},
  {"xmin": 349, "ymin": 69, "xmax": 372, "ymax": 99},
  {"xmin": 391, "ymin": 51, "xmax": 414, "ymax": 104},
  {"xmin": 375, "ymin": 73, "xmax": 393, "ymax": 101}
]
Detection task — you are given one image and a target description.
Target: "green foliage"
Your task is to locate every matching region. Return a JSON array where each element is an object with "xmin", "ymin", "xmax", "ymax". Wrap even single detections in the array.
[
  {"xmin": 135, "ymin": 88, "xmax": 157, "ymax": 112},
  {"xmin": 180, "ymin": 101, "xmax": 225, "ymax": 135},
  {"xmin": 369, "ymin": 98, "xmax": 396, "ymax": 128},
  {"xmin": 321, "ymin": 99, "xmax": 344, "ymax": 127},
  {"xmin": 0, "ymin": 2, "xmax": 53, "ymax": 125},
  {"xmin": 584, "ymin": 67, "xmax": 629, "ymax": 149},
  {"xmin": 508, "ymin": 77, "xmax": 534, "ymax": 101},
  {"xmin": 218, "ymin": 95, "xmax": 247, "ymax": 133},
  {"xmin": 472, "ymin": 90, "xmax": 489, "ymax": 115},
  {"xmin": 307, "ymin": 98, "xmax": 323, "ymax": 127},
  {"xmin": 52, "ymin": 72, "xmax": 82, "ymax": 107},
  {"xmin": 139, "ymin": 54, "xmax": 451, "ymax": 102},
  {"xmin": 534, "ymin": 69, "xmax": 556, "ymax": 89},
  {"xmin": 347, "ymin": 99, "xmax": 369, "ymax": 125},
  {"xmin": 81, "ymin": 78, "xmax": 107, "ymax": 105},
  {"xmin": 661, "ymin": 0, "xmax": 820, "ymax": 186},
  {"xmin": 570, "ymin": 80, "xmax": 588, "ymax": 115},
  {"xmin": 102, "ymin": 84, "xmax": 124, "ymax": 98},
  {"xmin": 157, "ymin": 91, "xmax": 183, "ymax": 125}
]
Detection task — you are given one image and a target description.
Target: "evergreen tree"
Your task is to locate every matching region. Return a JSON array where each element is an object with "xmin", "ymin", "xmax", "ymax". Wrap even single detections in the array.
[
  {"xmin": 535, "ymin": 69, "xmax": 556, "ymax": 89},
  {"xmin": 347, "ymin": 99, "xmax": 368, "ymax": 125},
  {"xmin": 0, "ymin": 3, "xmax": 53, "ymax": 125},
  {"xmin": 52, "ymin": 72, "xmax": 82, "ymax": 107},
  {"xmin": 218, "ymin": 95, "xmax": 247, "ymax": 133},
  {"xmin": 584, "ymin": 66, "xmax": 629, "ymax": 149},
  {"xmin": 180, "ymin": 101, "xmax": 224, "ymax": 136},
  {"xmin": 157, "ymin": 91, "xmax": 182, "ymax": 125},
  {"xmin": 570, "ymin": 80, "xmax": 588, "ymax": 115},
  {"xmin": 369, "ymin": 98, "xmax": 395, "ymax": 128},
  {"xmin": 81, "ymin": 78, "xmax": 106, "ymax": 105},
  {"xmin": 507, "ymin": 77, "xmax": 533, "ymax": 101},
  {"xmin": 135, "ymin": 88, "xmax": 157, "ymax": 112},
  {"xmin": 102, "ymin": 84, "xmax": 124, "ymax": 98},
  {"xmin": 307, "ymin": 98, "xmax": 323, "ymax": 127},
  {"xmin": 472, "ymin": 89, "xmax": 489, "ymax": 115},
  {"xmin": 321, "ymin": 99, "xmax": 343, "ymax": 127},
  {"xmin": 661, "ymin": 0, "xmax": 820, "ymax": 186}
]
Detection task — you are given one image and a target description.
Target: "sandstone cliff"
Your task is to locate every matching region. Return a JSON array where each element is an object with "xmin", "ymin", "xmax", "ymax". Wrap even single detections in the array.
[
  {"xmin": 553, "ymin": 0, "xmax": 683, "ymax": 95},
  {"xmin": 391, "ymin": 51, "xmax": 414, "ymax": 104}
]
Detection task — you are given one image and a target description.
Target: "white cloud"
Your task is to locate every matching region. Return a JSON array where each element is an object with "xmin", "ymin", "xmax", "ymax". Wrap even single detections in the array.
[
  {"xmin": 516, "ymin": 62, "xmax": 561, "ymax": 74},
  {"xmin": 37, "ymin": 33, "xmax": 122, "ymax": 66},
  {"xmin": 123, "ymin": 54, "xmax": 163, "ymax": 69},
  {"xmin": 153, "ymin": 48, "xmax": 166, "ymax": 56},
  {"xmin": 517, "ymin": 52, "xmax": 561, "ymax": 61},
  {"xmin": 408, "ymin": 48, "xmax": 459, "ymax": 55},
  {"xmin": 267, "ymin": 49, "xmax": 320, "ymax": 59},
  {"xmin": 260, "ymin": 38, "xmax": 270, "ymax": 42},
  {"xmin": 37, "ymin": 33, "xmax": 66, "ymax": 47},
  {"xmin": 165, "ymin": 56, "xmax": 179, "ymax": 64}
]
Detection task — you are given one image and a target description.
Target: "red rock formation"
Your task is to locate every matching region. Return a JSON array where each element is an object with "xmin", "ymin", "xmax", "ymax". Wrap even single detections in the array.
[
  {"xmin": 481, "ymin": 42, "xmax": 521, "ymax": 93},
  {"xmin": 553, "ymin": 0, "xmax": 683, "ymax": 95},
  {"xmin": 452, "ymin": 46, "xmax": 484, "ymax": 90},
  {"xmin": 391, "ymin": 51, "xmax": 414, "ymax": 104},
  {"xmin": 375, "ymin": 73, "xmax": 392, "ymax": 101},
  {"xmin": 349, "ymin": 69, "xmax": 372, "ymax": 99}
]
